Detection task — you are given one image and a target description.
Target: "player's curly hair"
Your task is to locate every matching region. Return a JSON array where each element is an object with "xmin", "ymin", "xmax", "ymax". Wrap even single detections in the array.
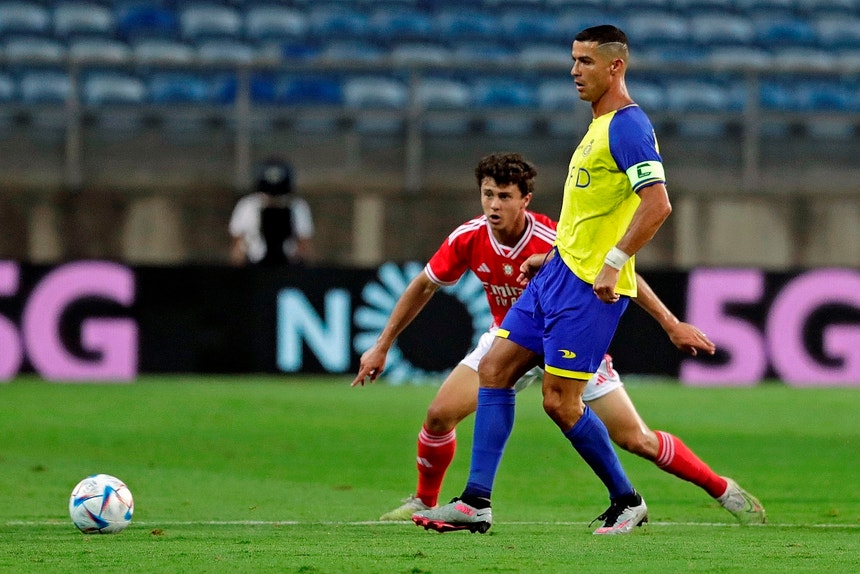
[{"xmin": 474, "ymin": 152, "xmax": 537, "ymax": 197}]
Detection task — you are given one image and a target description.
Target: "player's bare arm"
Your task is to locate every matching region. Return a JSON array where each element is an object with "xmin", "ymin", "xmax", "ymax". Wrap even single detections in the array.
[
  {"xmin": 517, "ymin": 251, "xmax": 554, "ymax": 286},
  {"xmin": 632, "ymin": 273, "xmax": 716, "ymax": 357},
  {"xmin": 351, "ymin": 272, "xmax": 440, "ymax": 387},
  {"xmin": 594, "ymin": 182, "xmax": 672, "ymax": 303}
]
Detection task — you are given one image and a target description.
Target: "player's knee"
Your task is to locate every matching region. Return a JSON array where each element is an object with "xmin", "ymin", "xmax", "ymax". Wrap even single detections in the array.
[
  {"xmin": 424, "ymin": 403, "xmax": 460, "ymax": 433},
  {"xmin": 542, "ymin": 390, "xmax": 584, "ymax": 427},
  {"xmin": 477, "ymin": 357, "xmax": 511, "ymax": 388}
]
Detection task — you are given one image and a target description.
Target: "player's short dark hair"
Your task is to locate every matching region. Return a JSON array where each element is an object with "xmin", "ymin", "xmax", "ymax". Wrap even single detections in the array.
[
  {"xmin": 475, "ymin": 152, "xmax": 537, "ymax": 197},
  {"xmin": 575, "ymin": 25, "xmax": 629, "ymax": 48},
  {"xmin": 256, "ymin": 158, "xmax": 294, "ymax": 196}
]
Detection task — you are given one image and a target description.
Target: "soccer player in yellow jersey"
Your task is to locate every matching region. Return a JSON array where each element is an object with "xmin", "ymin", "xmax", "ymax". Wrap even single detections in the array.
[{"xmin": 415, "ymin": 25, "xmax": 680, "ymax": 535}]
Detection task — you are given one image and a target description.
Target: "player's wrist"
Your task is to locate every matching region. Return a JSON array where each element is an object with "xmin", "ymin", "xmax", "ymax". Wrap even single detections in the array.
[{"xmin": 604, "ymin": 247, "xmax": 630, "ymax": 270}]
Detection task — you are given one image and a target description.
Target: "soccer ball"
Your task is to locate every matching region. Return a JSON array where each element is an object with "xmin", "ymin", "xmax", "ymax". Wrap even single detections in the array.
[{"xmin": 69, "ymin": 474, "xmax": 134, "ymax": 534}]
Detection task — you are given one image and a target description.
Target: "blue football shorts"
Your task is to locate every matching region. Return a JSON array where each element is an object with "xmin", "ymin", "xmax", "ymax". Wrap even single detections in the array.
[{"xmin": 496, "ymin": 250, "xmax": 629, "ymax": 380}]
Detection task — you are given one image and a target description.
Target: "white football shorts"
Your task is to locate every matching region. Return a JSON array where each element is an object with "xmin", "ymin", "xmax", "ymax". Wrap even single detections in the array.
[{"xmin": 459, "ymin": 330, "xmax": 623, "ymax": 401}]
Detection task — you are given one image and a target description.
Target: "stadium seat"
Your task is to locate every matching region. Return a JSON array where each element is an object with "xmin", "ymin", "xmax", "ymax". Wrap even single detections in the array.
[
  {"xmin": 689, "ymin": 14, "xmax": 755, "ymax": 47},
  {"xmin": 18, "ymin": 70, "xmax": 71, "ymax": 102},
  {"xmin": 666, "ymin": 0, "xmax": 729, "ymax": 11},
  {"xmin": 115, "ymin": 4, "xmax": 179, "ymax": 41},
  {"xmin": 148, "ymin": 72, "xmax": 213, "ymax": 104},
  {"xmin": 273, "ymin": 75, "xmax": 344, "ymax": 106},
  {"xmin": 537, "ymin": 78, "xmax": 579, "ymax": 111},
  {"xmin": 622, "ymin": 11, "xmax": 689, "ymax": 47},
  {"xmin": 640, "ymin": 45, "xmax": 709, "ymax": 64},
  {"xmin": 753, "ymin": 15, "xmax": 817, "ymax": 47},
  {"xmin": 451, "ymin": 42, "xmax": 517, "ymax": 64},
  {"xmin": 368, "ymin": 7, "xmax": 434, "ymax": 41},
  {"xmin": 343, "ymin": 75, "xmax": 408, "ymax": 134},
  {"xmin": 179, "ymin": 4, "xmax": 242, "ymax": 42},
  {"xmin": 389, "ymin": 42, "xmax": 452, "ymax": 66},
  {"xmin": 706, "ymin": 46, "xmax": 773, "ymax": 68},
  {"xmin": 317, "ymin": 40, "xmax": 385, "ymax": 63},
  {"xmin": 0, "ymin": 2, "xmax": 49, "ymax": 37},
  {"xmin": 53, "ymin": 3, "xmax": 115, "ymax": 39},
  {"xmin": 813, "ymin": 16, "xmax": 860, "ymax": 49},
  {"xmin": 81, "ymin": 71, "xmax": 146, "ymax": 105},
  {"xmin": 772, "ymin": 48, "xmax": 837, "ymax": 72},
  {"xmin": 607, "ymin": 0, "xmax": 672, "ymax": 10},
  {"xmin": 2, "ymin": 35, "xmax": 66, "ymax": 66},
  {"xmin": 0, "ymin": 72, "xmax": 16, "ymax": 102},
  {"xmin": 625, "ymin": 79, "xmax": 666, "ymax": 112},
  {"xmin": 307, "ymin": 6, "xmax": 370, "ymax": 39},
  {"xmin": 196, "ymin": 39, "xmax": 256, "ymax": 66},
  {"xmin": 244, "ymin": 5, "xmax": 307, "ymax": 42},
  {"xmin": 552, "ymin": 8, "xmax": 623, "ymax": 38},
  {"xmin": 499, "ymin": 10, "xmax": 562, "ymax": 43},
  {"xmin": 516, "ymin": 44, "xmax": 576, "ymax": 69},
  {"xmin": 472, "ymin": 78, "xmax": 538, "ymax": 135},
  {"xmin": 795, "ymin": 0, "xmax": 858, "ymax": 17},
  {"xmin": 435, "ymin": 8, "xmax": 499, "ymax": 42},
  {"xmin": 132, "ymin": 38, "xmax": 195, "ymax": 66},
  {"xmin": 414, "ymin": 77, "xmax": 472, "ymax": 135},
  {"xmin": 68, "ymin": 36, "xmax": 131, "ymax": 65},
  {"xmin": 664, "ymin": 78, "xmax": 737, "ymax": 111},
  {"xmin": 734, "ymin": 0, "xmax": 796, "ymax": 14}
]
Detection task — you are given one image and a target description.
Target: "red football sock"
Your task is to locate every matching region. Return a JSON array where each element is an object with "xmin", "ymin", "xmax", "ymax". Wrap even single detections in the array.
[
  {"xmin": 415, "ymin": 425, "xmax": 456, "ymax": 508},
  {"xmin": 655, "ymin": 431, "xmax": 728, "ymax": 498}
]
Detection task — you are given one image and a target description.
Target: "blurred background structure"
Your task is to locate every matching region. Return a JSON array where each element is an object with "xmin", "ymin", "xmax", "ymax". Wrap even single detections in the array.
[{"xmin": 0, "ymin": 0, "xmax": 858, "ymax": 269}]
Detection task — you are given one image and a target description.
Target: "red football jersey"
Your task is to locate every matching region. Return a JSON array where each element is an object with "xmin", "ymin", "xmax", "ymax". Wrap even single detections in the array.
[{"xmin": 424, "ymin": 211, "xmax": 557, "ymax": 329}]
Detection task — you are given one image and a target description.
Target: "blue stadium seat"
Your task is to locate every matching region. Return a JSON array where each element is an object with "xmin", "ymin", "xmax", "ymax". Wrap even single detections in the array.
[
  {"xmin": 254, "ymin": 75, "xmax": 343, "ymax": 106},
  {"xmin": 53, "ymin": 3, "xmax": 114, "ymax": 39},
  {"xmin": 664, "ymin": 78, "xmax": 737, "ymax": 111},
  {"xmin": 414, "ymin": 77, "xmax": 472, "ymax": 135},
  {"xmin": 244, "ymin": 5, "xmax": 307, "ymax": 42},
  {"xmin": 389, "ymin": 42, "xmax": 451, "ymax": 66},
  {"xmin": 499, "ymin": 10, "xmax": 562, "ymax": 42},
  {"xmin": 317, "ymin": 40, "xmax": 385, "ymax": 63},
  {"xmin": 0, "ymin": 72, "xmax": 16, "ymax": 102},
  {"xmin": 626, "ymin": 79, "xmax": 666, "ymax": 112},
  {"xmin": 179, "ymin": 4, "xmax": 242, "ymax": 42},
  {"xmin": 537, "ymin": 78, "xmax": 579, "ymax": 111},
  {"xmin": 451, "ymin": 42, "xmax": 517, "ymax": 64},
  {"xmin": 640, "ymin": 45, "xmax": 709, "ymax": 64},
  {"xmin": 796, "ymin": 0, "xmax": 858, "ymax": 17},
  {"xmin": 82, "ymin": 71, "xmax": 146, "ymax": 105},
  {"xmin": 435, "ymin": 8, "xmax": 499, "ymax": 42},
  {"xmin": 308, "ymin": 6, "xmax": 370, "ymax": 39},
  {"xmin": 706, "ymin": 46, "xmax": 773, "ymax": 68},
  {"xmin": 115, "ymin": 4, "xmax": 179, "ymax": 41},
  {"xmin": 132, "ymin": 38, "xmax": 195, "ymax": 66},
  {"xmin": 516, "ymin": 44, "xmax": 575, "ymax": 69},
  {"xmin": 2, "ymin": 35, "xmax": 66, "ymax": 66},
  {"xmin": 196, "ymin": 39, "xmax": 256, "ymax": 66},
  {"xmin": 622, "ymin": 11, "xmax": 689, "ymax": 47},
  {"xmin": 18, "ymin": 70, "xmax": 71, "ymax": 102},
  {"xmin": 734, "ymin": 0, "xmax": 796, "ymax": 14},
  {"xmin": 813, "ymin": 16, "xmax": 860, "ymax": 49},
  {"xmin": 689, "ymin": 14, "xmax": 755, "ymax": 47},
  {"xmin": 369, "ymin": 7, "xmax": 434, "ymax": 41},
  {"xmin": 148, "ymin": 72, "xmax": 213, "ymax": 103},
  {"xmin": 772, "ymin": 48, "xmax": 837, "ymax": 72},
  {"xmin": 753, "ymin": 15, "xmax": 817, "ymax": 47},
  {"xmin": 553, "ymin": 8, "xmax": 623, "ymax": 38},
  {"xmin": 343, "ymin": 75, "xmax": 408, "ymax": 134},
  {"xmin": 68, "ymin": 36, "xmax": 131, "ymax": 65},
  {"xmin": 608, "ymin": 0, "xmax": 672, "ymax": 10},
  {"xmin": 0, "ymin": 2, "xmax": 49, "ymax": 37},
  {"xmin": 472, "ymin": 78, "xmax": 538, "ymax": 136}
]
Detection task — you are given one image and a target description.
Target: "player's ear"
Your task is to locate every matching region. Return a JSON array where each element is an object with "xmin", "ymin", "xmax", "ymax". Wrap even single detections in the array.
[{"xmin": 522, "ymin": 192, "xmax": 532, "ymax": 207}]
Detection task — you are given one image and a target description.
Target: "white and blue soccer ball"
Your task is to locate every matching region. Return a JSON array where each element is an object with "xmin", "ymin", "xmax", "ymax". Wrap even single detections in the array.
[{"xmin": 69, "ymin": 474, "xmax": 134, "ymax": 534}]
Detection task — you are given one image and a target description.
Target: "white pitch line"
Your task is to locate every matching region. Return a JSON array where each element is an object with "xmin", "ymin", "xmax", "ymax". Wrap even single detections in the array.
[{"xmin": 5, "ymin": 520, "xmax": 858, "ymax": 529}]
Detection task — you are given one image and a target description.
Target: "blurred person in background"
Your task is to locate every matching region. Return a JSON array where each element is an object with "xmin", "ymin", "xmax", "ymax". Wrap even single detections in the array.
[{"xmin": 229, "ymin": 158, "xmax": 315, "ymax": 267}]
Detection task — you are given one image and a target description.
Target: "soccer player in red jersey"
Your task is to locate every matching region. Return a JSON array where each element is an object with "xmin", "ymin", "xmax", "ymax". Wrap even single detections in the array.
[{"xmin": 353, "ymin": 152, "xmax": 764, "ymax": 527}]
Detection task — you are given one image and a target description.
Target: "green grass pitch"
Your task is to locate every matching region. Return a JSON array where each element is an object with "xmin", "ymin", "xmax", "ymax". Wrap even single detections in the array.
[{"xmin": 0, "ymin": 376, "xmax": 858, "ymax": 573}]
